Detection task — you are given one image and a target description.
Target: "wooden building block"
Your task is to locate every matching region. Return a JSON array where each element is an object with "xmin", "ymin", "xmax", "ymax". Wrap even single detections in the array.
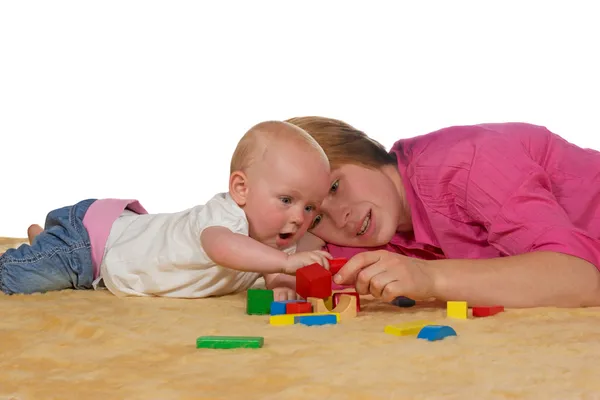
[
  {"xmin": 417, "ymin": 325, "xmax": 457, "ymax": 341},
  {"xmin": 286, "ymin": 301, "xmax": 312, "ymax": 314},
  {"xmin": 447, "ymin": 301, "xmax": 468, "ymax": 319},
  {"xmin": 472, "ymin": 305, "xmax": 504, "ymax": 318},
  {"xmin": 296, "ymin": 263, "xmax": 332, "ymax": 299},
  {"xmin": 329, "ymin": 258, "xmax": 348, "ymax": 275},
  {"xmin": 270, "ymin": 312, "xmax": 340, "ymax": 326},
  {"xmin": 331, "ymin": 294, "xmax": 357, "ymax": 320},
  {"xmin": 196, "ymin": 336, "xmax": 264, "ymax": 349},
  {"xmin": 246, "ymin": 289, "xmax": 274, "ymax": 315},
  {"xmin": 295, "ymin": 314, "xmax": 337, "ymax": 326},
  {"xmin": 307, "ymin": 297, "xmax": 330, "ymax": 313},
  {"xmin": 384, "ymin": 320, "xmax": 434, "ymax": 336},
  {"xmin": 333, "ymin": 291, "xmax": 360, "ymax": 311},
  {"xmin": 270, "ymin": 300, "xmax": 303, "ymax": 315}
]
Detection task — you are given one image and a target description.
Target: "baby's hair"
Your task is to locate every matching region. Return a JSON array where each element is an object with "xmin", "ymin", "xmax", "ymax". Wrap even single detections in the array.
[
  {"xmin": 285, "ymin": 116, "xmax": 396, "ymax": 170},
  {"xmin": 230, "ymin": 120, "xmax": 328, "ymax": 174}
]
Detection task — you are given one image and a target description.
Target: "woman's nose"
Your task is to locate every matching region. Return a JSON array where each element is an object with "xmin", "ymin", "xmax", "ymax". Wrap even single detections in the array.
[{"xmin": 323, "ymin": 198, "xmax": 350, "ymax": 229}]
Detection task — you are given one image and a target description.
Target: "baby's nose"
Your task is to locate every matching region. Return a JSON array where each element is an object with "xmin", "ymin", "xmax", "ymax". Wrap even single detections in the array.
[{"xmin": 291, "ymin": 208, "xmax": 305, "ymax": 226}]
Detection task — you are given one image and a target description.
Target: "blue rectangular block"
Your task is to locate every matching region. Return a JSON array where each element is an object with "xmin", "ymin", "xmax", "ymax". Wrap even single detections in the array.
[
  {"xmin": 270, "ymin": 300, "xmax": 304, "ymax": 315},
  {"xmin": 294, "ymin": 314, "xmax": 337, "ymax": 326}
]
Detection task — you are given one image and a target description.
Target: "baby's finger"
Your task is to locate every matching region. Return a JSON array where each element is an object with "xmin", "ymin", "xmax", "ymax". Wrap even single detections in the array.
[
  {"xmin": 317, "ymin": 255, "xmax": 330, "ymax": 270},
  {"xmin": 312, "ymin": 250, "xmax": 333, "ymax": 260}
]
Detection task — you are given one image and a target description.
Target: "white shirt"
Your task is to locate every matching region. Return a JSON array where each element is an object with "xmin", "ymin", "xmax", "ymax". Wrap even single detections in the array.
[{"xmin": 99, "ymin": 193, "xmax": 291, "ymax": 298}]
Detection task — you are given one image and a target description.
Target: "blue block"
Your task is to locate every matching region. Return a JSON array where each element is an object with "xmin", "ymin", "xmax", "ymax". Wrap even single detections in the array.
[
  {"xmin": 270, "ymin": 300, "xmax": 304, "ymax": 315},
  {"xmin": 417, "ymin": 325, "xmax": 457, "ymax": 341},
  {"xmin": 294, "ymin": 314, "xmax": 337, "ymax": 326}
]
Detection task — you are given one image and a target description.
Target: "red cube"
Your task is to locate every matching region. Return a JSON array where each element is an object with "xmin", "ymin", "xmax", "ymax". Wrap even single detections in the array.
[
  {"xmin": 329, "ymin": 258, "xmax": 348, "ymax": 275},
  {"xmin": 296, "ymin": 263, "xmax": 332, "ymax": 299},
  {"xmin": 332, "ymin": 291, "xmax": 360, "ymax": 312},
  {"xmin": 286, "ymin": 301, "xmax": 312, "ymax": 314}
]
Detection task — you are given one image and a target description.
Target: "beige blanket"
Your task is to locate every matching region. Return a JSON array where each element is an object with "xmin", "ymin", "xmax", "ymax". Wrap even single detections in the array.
[{"xmin": 1, "ymin": 238, "xmax": 600, "ymax": 399}]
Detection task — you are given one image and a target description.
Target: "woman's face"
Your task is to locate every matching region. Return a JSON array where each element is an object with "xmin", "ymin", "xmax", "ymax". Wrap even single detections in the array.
[{"xmin": 309, "ymin": 163, "xmax": 407, "ymax": 247}]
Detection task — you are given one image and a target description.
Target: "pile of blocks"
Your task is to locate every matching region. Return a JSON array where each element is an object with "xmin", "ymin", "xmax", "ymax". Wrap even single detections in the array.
[
  {"xmin": 247, "ymin": 258, "xmax": 360, "ymax": 326},
  {"xmin": 384, "ymin": 300, "xmax": 505, "ymax": 342}
]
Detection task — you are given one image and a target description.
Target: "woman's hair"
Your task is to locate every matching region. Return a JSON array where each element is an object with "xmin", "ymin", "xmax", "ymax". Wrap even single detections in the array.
[{"xmin": 285, "ymin": 116, "xmax": 396, "ymax": 170}]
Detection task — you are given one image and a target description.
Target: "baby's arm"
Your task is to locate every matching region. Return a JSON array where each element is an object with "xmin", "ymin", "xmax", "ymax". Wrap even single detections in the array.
[
  {"xmin": 264, "ymin": 272, "xmax": 296, "ymax": 290},
  {"xmin": 264, "ymin": 272, "xmax": 298, "ymax": 301},
  {"xmin": 202, "ymin": 226, "xmax": 330, "ymax": 275},
  {"xmin": 201, "ymin": 226, "xmax": 289, "ymax": 274}
]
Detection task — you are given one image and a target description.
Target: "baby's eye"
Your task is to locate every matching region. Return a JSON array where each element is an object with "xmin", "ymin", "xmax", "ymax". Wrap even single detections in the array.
[
  {"xmin": 309, "ymin": 214, "xmax": 322, "ymax": 230},
  {"xmin": 330, "ymin": 180, "xmax": 339, "ymax": 193},
  {"xmin": 280, "ymin": 197, "xmax": 292, "ymax": 205}
]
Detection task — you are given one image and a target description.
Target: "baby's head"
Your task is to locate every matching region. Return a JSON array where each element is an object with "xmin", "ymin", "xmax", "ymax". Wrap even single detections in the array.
[{"xmin": 229, "ymin": 121, "xmax": 331, "ymax": 249}]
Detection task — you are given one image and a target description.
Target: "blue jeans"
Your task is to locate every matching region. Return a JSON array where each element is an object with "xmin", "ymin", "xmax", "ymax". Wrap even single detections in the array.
[{"xmin": 0, "ymin": 199, "xmax": 96, "ymax": 295}]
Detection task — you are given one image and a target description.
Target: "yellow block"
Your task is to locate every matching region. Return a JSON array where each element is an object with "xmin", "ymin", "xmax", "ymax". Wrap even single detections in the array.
[
  {"xmin": 447, "ymin": 301, "xmax": 468, "ymax": 319},
  {"xmin": 270, "ymin": 312, "xmax": 340, "ymax": 326},
  {"xmin": 384, "ymin": 320, "xmax": 434, "ymax": 336}
]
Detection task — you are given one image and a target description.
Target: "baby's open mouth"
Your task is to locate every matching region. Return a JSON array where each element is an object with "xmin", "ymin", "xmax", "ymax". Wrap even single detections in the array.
[{"xmin": 279, "ymin": 232, "xmax": 293, "ymax": 240}]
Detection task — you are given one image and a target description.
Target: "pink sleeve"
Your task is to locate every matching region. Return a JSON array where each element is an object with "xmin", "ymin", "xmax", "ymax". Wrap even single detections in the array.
[{"xmin": 464, "ymin": 142, "xmax": 600, "ymax": 270}]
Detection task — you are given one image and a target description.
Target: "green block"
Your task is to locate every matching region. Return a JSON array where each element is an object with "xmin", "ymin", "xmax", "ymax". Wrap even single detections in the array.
[
  {"xmin": 246, "ymin": 288, "xmax": 274, "ymax": 315},
  {"xmin": 196, "ymin": 336, "xmax": 264, "ymax": 349}
]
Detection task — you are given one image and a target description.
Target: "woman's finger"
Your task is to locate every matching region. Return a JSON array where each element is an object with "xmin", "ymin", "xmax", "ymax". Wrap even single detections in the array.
[
  {"xmin": 333, "ymin": 251, "xmax": 382, "ymax": 285},
  {"xmin": 355, "ymin": 262, "xmax": 389, "ymax": 295},
  {"xmin": 379, "ymin": 279, "xmax": 405, "ymax": 303},
  {"xmin": 365, "ymin": 270, "xmax": 399, "ymax": 298}
]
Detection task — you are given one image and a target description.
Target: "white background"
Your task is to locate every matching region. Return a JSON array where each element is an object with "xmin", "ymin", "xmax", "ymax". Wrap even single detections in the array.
[{"xmin": 1, "ymin": 1, "xmax": 599, "ymax": 237}]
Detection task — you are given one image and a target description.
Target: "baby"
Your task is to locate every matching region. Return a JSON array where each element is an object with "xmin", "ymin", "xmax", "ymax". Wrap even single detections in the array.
[{"xmin": 0, "ymin": 121, "xmax": 332, "ymax": 300}]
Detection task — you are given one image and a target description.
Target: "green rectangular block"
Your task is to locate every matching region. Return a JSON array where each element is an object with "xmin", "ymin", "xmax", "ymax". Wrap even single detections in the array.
[
  {"xmin": 246, "ymin": 288, "xmax": 274, "ymax": 315},
  {"xmin": 196, "ymin": 336, "xmax": 264, "ymax": 349}
]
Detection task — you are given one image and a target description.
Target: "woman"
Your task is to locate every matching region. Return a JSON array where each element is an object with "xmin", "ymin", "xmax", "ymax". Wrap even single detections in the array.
[{"xmin": 288, "ymin": 117, "xmax": 600, "ymax": 308}]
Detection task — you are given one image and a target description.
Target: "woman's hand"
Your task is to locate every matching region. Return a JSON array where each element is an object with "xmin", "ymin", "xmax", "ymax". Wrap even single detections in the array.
[{"xmin": 332, "ymin": 250, "xmax": 437, "ymax": 302}]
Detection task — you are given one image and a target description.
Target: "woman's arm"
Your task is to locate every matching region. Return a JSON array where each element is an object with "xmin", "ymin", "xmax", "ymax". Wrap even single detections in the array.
[
  {"xmin": 333, "ymin": 249, "xmax": 600, "ymax": 308},
  {"xmin": 431, "ymin": 251, "xmax": 600, "ymax": 307}
]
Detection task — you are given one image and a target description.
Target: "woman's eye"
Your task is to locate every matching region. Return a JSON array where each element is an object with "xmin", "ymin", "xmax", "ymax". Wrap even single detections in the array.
[
  {"xmin": 330, "ymin": 180, "xmax": 339, "ymax": 193},
  {"xmin": 309, "ymin": 214, "xmax": 322, "ymax": 230},
  {"xmin": 304, "ymin": 205, "xmax": 315, "ymax": 213}
]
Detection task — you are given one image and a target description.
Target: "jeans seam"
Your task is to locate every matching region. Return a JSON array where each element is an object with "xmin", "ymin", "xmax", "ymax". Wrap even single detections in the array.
[
  {"xmin": 0, "ymin": 256, "xmax": 7, "ymax": 294},
  {"xmin": 0, "ymin": 242, "xmax": 90, "ymax": 265}
]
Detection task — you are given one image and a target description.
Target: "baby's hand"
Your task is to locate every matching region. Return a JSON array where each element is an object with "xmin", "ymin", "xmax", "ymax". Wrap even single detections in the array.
[
  {"xmin": 272, "ymin": 287, "xmax": 298, "ymax": 301},
  {"xmin": 284, "ymin": 250, "xmax": 332, "ymax": 274}
]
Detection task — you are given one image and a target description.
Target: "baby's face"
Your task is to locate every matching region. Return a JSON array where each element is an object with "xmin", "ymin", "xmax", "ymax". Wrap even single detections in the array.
[{"xmin": 243, "ymin": 144, "xmax": 330, "ymax": 250}]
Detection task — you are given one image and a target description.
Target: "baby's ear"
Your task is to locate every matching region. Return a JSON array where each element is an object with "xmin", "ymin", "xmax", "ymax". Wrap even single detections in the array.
[{"xmin": 229, "ymin": 170, "xmax": 249, "ymax": 206}]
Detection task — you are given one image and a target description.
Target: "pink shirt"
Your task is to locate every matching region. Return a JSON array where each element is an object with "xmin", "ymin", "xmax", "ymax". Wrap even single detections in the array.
[
  {"xmin": 82, "ymin": 199, "xmax": 148, "ymax": 279},
  {"xmin": 326, "ymin": 122, "xmax": 600, "ymax": 271}
]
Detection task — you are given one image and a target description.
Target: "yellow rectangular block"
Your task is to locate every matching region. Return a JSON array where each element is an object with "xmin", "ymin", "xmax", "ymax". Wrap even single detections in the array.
[
  {"xmin": 269, "ymin": 312, "xmax": 340, "ymax": 326},
  {"xmin": 384, "ymin": 320, "xmax": 433, "ymax": 336},
  {"xmin": 447, "ymin": 301, "xmax": 468, "ymax": 319}
]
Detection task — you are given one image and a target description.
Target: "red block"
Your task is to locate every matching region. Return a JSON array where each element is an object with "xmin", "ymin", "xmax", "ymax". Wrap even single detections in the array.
[
  {"xmin": 472, "ymin": 305, "xmax": 504, "ymax": 317},
  {"xmin": 332, "ymin": 291, "xmax": 361, "ymax": 311},
  {"xmin": 296, "ymin": 263, "xmax": 332, "ymax": 299},
  {"xmin": 329, "ymin": 258, "xmax": 348, "ymax": 275},
  {"xmin": 286, "ymin": 301, "xmax": 312, "ymax": 314}
]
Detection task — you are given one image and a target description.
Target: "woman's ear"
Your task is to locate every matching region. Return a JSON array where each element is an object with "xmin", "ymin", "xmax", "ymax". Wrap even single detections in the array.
[{"xmin": 229, "ymin": 170, "xmax": 248, "ymax": 206}]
